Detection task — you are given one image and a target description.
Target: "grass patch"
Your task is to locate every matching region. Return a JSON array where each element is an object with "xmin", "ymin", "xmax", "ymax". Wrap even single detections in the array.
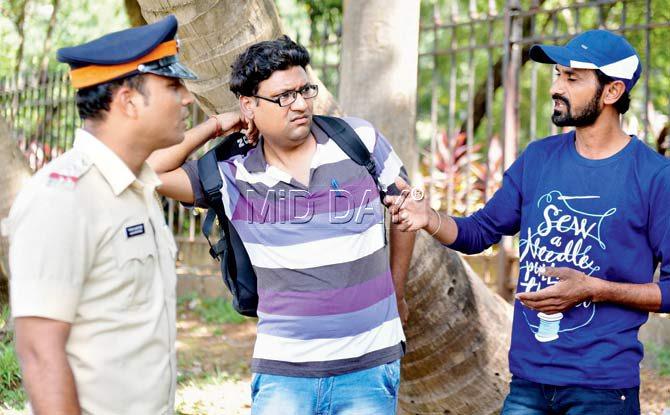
[
  {"xmin": 0, "ymin": 305, "xmax": 26, "ymax": 410},
  {"xmin": 178, "ymin": 293, "xmax": 247, "ymax": 325}
]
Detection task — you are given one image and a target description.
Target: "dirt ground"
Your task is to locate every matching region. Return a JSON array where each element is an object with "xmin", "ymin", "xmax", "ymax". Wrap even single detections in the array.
[
  {"xmin": 640, "ymin": 368, "xmax": 670, "ymax": 415},
  {"xmin": 175, "ymin": 314, "xmax": 255, "ymax": 415},
  {"xmin": 176, "ymin": 313, "xmax": 670, "ymax": 415}
]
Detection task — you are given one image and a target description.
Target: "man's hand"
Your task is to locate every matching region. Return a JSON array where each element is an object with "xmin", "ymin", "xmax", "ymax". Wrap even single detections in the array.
[
  {"xmin": 397, "ymin": 297, "xmax": 409, "ymax": 326},
  {"xmin": 384, "ymin": 177, "xmax": 433, "ymax": 232},
  {"xmin": 210, "ymin": 112, "xmax": 258, "ymax": 144},
  {"xmin": 516, "ymin": 267, "xmax": 599, "ymax": 314}
]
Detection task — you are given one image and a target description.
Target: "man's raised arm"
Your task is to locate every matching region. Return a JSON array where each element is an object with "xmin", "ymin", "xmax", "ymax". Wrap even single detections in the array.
[{"xmin": 147, "ymin": 112, "xmax": 250, "ymax": 203}]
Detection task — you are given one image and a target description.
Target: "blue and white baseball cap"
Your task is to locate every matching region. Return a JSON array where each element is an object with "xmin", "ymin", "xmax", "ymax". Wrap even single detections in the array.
[{"xmin": 529, "ymin": 30, "xmax": 641, "ymax": 92}]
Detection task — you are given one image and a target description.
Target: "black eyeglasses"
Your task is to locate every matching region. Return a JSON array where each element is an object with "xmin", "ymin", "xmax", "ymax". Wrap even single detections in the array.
[{"xmin": 253, "ymin": 84, "xmax": 319, "ymax": 107}]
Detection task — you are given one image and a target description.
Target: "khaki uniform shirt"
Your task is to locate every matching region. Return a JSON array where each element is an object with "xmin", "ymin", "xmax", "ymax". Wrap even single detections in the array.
[{"xmin": 5, "ymin": 129, "xmax": 178, "ymax": 415}]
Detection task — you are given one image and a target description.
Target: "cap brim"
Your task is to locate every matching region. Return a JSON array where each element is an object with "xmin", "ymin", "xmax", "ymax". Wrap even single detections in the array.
[
  {"xmin": 144, "ymin": 61, "xmax": 198, "ymax": 81},
  {"xmin": 529, "ymin": 44, "xmax": 591, "ymax": 68}
]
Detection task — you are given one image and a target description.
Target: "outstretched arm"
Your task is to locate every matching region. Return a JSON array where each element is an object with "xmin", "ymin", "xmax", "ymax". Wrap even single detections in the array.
[
  {"xmin": 385, "ymin": 177, "xmax": 460, "ymax": 246},
  {"xmin": 385, "ymin": 149, "xmax": 526, "ymax": 255}
]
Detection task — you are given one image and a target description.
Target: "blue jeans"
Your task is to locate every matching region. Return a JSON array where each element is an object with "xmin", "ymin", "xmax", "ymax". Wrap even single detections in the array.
[
  {"xmin": 251, "ymin": 360, "xmax": 400, "ymax": 415},
  {"xmin": 502, "ymin": 376, "xmax": 640, "ymax": 415}
]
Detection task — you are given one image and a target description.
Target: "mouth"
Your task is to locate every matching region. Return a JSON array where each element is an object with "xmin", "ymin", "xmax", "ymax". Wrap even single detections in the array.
[
  {"xmin": 552, "ymin": 95, "xmax": 569, "ymax": 111},
  {"xmin": 290, "ymin": 114, "xmax": 311, "ymax": 125}
]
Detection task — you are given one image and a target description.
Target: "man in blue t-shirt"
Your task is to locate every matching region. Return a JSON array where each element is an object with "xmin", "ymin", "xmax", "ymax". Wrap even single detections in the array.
[{"xmin": 387, "ymin": 30, "xmax": 670, "ymax": 414}]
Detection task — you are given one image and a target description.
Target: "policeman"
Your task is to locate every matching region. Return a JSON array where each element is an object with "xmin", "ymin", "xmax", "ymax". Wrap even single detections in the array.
[{"xmin": 3, "ymin": 15, "xmax": 246, "ymax": 415}]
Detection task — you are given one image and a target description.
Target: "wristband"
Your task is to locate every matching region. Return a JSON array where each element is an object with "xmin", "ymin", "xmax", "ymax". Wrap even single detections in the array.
[
  {"xmin": 208, "ymin": 115, "xmax": 223, "ymax": 138},
  {"xmin": 429, "ymin": 208, "xmax": 442, "ymax": 237}
]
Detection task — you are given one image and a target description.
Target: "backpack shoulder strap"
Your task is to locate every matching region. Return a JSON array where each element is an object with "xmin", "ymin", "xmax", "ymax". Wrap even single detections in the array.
[
  {"xmin": 197, "ymin": 148, "xmax": 225, "ymax": 213},
  {"xmin": 197, "ymin": 144, "xmax": 230, "ymax": 259},
  {"xmin": 312, "ymin": 115, "xmax": 380, "ymax": 191},
  {"xmin": 197, "ymin": 131, "xmax": 252, "ymax": 221}
]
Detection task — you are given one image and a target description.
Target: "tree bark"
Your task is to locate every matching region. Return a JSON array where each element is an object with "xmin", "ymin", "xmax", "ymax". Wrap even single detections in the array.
[
  {"xmin": 403, "ymin": 234, "xmax": 512, "ymax": 414},
  {"xmin": 338, "ymin": 0, "xmax": 420, "ymax": 177},
  {"xmin": 338, "ymin": 2, "xmax": 513, "ymax": 414},
  {"xmin": 0, "ymin": 118, "xmax": 32, "ymax": 305},
  {"xmin": 136, "ymin": 0, "xmax": 340, "ymax": 116},
  {"xmin": 124, "ymin": 0, "xmax": 147, "ymax": 27}
]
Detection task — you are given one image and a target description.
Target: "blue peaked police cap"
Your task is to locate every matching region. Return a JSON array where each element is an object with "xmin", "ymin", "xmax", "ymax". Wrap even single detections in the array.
[
  {"xmin": 529, "ymin": 30, "xmax": 641, "ymax": 92},
  {"xmin": 57, "ymin": 15, "xmax": 197, "ymax": 89}
]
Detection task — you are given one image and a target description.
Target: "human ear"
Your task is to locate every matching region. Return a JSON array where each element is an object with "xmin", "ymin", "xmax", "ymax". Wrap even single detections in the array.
[
  {"xmin": 112, "ymin": 86, "xmax": 141, "ymax": 119},
  {"xmin": 602, "ymin": 80, "xmax": 626, "ymax": 106},
  {"xmin": 239, "ymin": 96, "xmax": 256, "ymax": 120}
]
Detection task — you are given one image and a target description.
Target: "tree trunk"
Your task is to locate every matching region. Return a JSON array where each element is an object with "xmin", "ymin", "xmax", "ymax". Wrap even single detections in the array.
[
  {"xmin": 124, "ymin": 0, "xmax": 147, "ymax": 27},
  {"xmin": 338, "ymin": 2, "xmax": 513, "ymax": 414},
  {"xmin": 136, "ymin": 0, "xmax": 340, "ymax": 116},
  {"xmin": 403, "ymin": 234, "xmax": 512, "ymax": 414},
  {"xmin": 0, "ymin": 118, "xmax": 32, "ymax": 305},
  {"xmin": 338, "ymin": 0, "xmax": 420, "ymax": 177}
]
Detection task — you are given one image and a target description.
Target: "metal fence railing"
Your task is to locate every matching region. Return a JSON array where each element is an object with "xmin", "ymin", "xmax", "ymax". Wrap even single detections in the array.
[{"xmin": 0, "ymin": 70, "xmax": 76, "ymax": 171}]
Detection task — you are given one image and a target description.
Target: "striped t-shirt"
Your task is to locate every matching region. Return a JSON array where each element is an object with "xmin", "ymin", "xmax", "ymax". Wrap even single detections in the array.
[{"xmin": 183, "ymin": 116, "xmax": 407, "ymax": 377}]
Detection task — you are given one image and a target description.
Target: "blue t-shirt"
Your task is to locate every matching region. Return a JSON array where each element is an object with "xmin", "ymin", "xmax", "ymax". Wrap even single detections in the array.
[{"xmin": 449, "ymin": 131, "xmax": 670, "ymax": 388}]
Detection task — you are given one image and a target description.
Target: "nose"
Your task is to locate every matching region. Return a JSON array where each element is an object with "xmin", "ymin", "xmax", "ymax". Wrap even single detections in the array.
[
  {"xmin": 290, "ymin": 92, "xmax": 308, "ymax": 111},
  {"xmin": 180, "ymin": 85, "xmax": 195, "ymax": 106},
  {"xmin": 550, "ymin": 77, "xmax": 564, "ymax": 97}
]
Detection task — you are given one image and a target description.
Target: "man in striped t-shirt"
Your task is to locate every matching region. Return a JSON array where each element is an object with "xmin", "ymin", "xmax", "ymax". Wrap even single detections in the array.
[{"xmin": 150, "ymin": 35, "xmax": 416, "ymax": 414}]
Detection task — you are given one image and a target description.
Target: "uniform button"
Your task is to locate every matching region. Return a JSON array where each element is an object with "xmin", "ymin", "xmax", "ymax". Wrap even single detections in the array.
[{"xmin": 620, "ymin": 395, "xmax": 626, "ymax": 401}]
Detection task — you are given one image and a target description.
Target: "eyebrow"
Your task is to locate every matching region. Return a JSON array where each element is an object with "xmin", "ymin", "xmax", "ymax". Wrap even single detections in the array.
[
  {"xmin": 270, "ymin": 83, "xmax": 309, "ymax": 97},
  {"xmin": 555, "ymin": 66, "xmax": 577, "ymax": 76}
]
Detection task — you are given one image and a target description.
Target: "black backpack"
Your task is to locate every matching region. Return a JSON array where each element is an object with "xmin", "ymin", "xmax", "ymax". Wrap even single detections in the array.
[{"xmin": 197, "ymin": 115, "xmax": 383, "ymax": 317}]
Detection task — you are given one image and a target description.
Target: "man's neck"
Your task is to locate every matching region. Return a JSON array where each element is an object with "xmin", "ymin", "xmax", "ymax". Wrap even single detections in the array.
[
  {"xmin": 263, "ymin": 133, "xmax": 316, "ymax": 168},
  {"xmin": 574, "ymin": 111, "xmax": 630, "ymax": 160},
  {"xmin": 262, "ymin": 133, "xmax": 317, "ymax": 185},
  {"xmin": 84, "ymin": 121, "xmax": 150, "ymax": 176}
]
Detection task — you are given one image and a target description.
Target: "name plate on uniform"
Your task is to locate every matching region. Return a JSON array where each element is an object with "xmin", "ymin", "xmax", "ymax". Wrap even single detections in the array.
[{"xmin": 125, "ymin": 223, "xmax": 145, "ymax": 238}]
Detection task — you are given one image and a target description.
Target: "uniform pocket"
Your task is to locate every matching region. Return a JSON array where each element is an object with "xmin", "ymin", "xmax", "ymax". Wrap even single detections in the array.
[{"xmin": 113, "ymin": 218, "xmax": 157, "ymax": 307}]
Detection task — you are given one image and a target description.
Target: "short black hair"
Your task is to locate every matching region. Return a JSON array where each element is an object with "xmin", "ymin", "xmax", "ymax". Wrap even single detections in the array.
[
  {"xmin": 229, "ymin": 35, "xmax": 310, "ymax": 97},
  {"xmin": 595, "ymin": 69, "xmax": 631, "ymax": 114},
  {"xmin": 76, "ymin": 74, "xmax": 147, "ymax": 121}
]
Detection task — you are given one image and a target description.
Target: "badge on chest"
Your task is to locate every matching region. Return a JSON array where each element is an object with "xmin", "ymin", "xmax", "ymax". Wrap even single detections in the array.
[{"xmin": 125, "ymin": 223, "xmax": 146, "ymax": 238}]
